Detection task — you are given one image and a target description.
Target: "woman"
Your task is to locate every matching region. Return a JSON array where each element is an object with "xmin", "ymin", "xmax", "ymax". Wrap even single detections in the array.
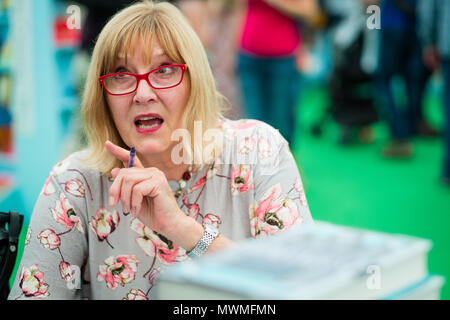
[
  {"xmin": 237, "ymin": 0, "xmax": 320, "ymax": 144},
  {"xmin": 9, "ymin": 1, "xmax": 312, "ymax": 300}
]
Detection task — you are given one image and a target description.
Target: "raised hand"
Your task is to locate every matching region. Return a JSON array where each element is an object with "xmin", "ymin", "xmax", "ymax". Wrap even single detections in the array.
[{"xmin": 105, "ymin": 140, "xmax": 186, "ymax": 236}]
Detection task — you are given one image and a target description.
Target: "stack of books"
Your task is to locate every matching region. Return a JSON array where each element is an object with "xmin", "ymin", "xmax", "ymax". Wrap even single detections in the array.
[{"xmin": 155, "ymin": 221, "xmax": 445, "ymax": 300}]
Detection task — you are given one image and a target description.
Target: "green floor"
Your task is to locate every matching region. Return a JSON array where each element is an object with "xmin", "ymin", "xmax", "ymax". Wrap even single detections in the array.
[{"xmin": 293, "ymin": 81, "xmax": 450, "ymax": 300}]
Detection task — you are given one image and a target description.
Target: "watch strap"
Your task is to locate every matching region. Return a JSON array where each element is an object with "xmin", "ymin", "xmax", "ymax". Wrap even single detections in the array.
[{"xmin": 187, "ymin": 224, "xmax": 219, "ymax": 259}]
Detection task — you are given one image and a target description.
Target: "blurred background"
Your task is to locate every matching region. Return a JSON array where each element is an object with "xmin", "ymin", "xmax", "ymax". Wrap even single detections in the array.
[{"xmin": 0, "ymin": 0, "xmax": 448, "ymax": 299}]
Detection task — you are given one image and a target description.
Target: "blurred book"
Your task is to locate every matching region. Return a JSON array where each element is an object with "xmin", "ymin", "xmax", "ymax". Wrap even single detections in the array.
[
  {"xmin": 155, "ymin": 221, "xmax": 445, "ymax": 300},
  {"xmin": 384, "ymin": 275, "xmax": 444, "ymax": 300}
]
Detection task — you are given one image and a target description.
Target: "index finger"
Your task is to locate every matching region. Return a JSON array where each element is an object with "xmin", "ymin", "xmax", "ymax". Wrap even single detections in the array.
[{"xmin": 105, "ymin": 140, "xmax": 143, "ymax": 168}]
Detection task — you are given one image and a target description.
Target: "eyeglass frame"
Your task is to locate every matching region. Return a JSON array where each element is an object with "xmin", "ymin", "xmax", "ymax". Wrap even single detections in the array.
[{"xmin": 98, "ymin": 64, "xmax": 188, "ymax": 96}]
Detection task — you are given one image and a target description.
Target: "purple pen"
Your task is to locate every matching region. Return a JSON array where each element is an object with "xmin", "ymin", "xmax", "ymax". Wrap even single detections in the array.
[{"xmin": 127, "ymin": 146, "xmax": 136, "ymax": 168}]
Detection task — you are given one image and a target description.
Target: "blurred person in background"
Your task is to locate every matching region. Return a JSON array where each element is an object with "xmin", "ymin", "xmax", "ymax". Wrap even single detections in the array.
[
  {"xmin": 75, "ymin": 0, "xmax": 210, "ymax": 55},
  {"xmin": 206, "ymin": 0, "xmax": 243, "ymax": 119},
  {"xmin": 237, "ymin": 0, "xmax": 321, "ymax": 145},
  {"xmin": 74, "ymin": 0, "xmax": 132, "ymax": 55},
  {"xmin": 319, "ymin": 0, "xmax": 379, "ymax": 145},
  {"xmin": 376, "ymin": 0, "xmax": 438, "ymax": 158},
  {"xmin": 418, "ymin": 0, "xmax": 450, "ymax": 185},
  {"xmin": 176, "ymin": 0, "xmax": 211, "ymax": 47}
]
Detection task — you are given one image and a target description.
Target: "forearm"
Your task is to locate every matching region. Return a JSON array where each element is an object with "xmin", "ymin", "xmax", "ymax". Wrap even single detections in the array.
[{"xmin": 264, "ymin": 0, "xmax": 321, "ymax": 22}]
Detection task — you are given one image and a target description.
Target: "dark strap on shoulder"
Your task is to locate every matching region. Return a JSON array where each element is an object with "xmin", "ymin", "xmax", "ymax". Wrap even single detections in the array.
[
  {"xmin": 0, "ymin": 211, "xmax": 24, "ymax": 298},
  {"xmin": 7, "ymin": 211, "xmax": 23, "ymax": 246}
]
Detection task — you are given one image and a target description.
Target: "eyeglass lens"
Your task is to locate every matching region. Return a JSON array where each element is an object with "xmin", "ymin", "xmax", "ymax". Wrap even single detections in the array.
[{"xmin": 104, "ymin": 65, "xmax": 183, "ymax": 94}]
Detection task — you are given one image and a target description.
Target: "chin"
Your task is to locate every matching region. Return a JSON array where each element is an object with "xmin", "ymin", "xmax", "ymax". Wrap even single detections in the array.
[{"xmin": 136, "ymin": 138, "xmax": 173, "ymax": 155}]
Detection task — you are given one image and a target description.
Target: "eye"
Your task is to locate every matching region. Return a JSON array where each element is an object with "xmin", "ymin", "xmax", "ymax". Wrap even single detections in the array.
[
  {"xmin": 157, "ymin": 67, "xmax": 170, "ymax": 74},
  {"xmin": 114, "ymin": 66, "xmax": 129, "ymax": 73},
  {"xmin": 156, "ymin": 65, "xmax": 175, "ymax": 75},
  {"xmin": 113, "ymin": 74, "xmax": 128, "ymax": 79}
]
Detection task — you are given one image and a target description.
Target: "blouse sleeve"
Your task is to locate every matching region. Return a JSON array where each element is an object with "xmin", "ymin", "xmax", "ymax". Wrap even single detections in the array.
[
  {"xmin": 8, "ymin": 156, "xmax": 89, "ymax": 300},
  {"xmin": 249, "ymin": 123, "xmax": 313, "ymax": 238}
]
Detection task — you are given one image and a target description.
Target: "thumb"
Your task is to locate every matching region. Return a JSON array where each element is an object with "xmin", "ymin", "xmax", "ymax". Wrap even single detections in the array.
[{"xmin": 105, "ymin": 140, "xmax": 143, "ymax": 168}]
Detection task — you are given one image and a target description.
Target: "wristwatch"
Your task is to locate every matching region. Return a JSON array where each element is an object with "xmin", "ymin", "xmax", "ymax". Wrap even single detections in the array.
[{"xmin": 187, "ymin": 224, "xmax": 220, "ymax": 259}]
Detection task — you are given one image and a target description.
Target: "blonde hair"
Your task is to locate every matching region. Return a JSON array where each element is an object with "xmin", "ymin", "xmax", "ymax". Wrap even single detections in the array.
[{"xmin": 79, "ymin": 0, "xmax": 227, "ymax": 175}]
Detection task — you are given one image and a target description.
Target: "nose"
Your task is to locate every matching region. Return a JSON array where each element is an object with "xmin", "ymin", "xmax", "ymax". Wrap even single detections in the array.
[{"xmin": 133, "ymin": 78, "xmax": 157, "ymax": 104}]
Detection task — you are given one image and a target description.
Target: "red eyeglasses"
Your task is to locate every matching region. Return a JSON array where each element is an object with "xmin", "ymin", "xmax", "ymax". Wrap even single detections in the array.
[{"xmin": 99, "ymin": 64, "xmax": 187, "ymax": 95}]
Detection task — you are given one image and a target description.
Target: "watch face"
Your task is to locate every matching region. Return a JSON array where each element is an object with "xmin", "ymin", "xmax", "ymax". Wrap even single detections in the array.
[{"xmin": 205, "ymin": 224, "xmax": 219, "ymax": 236}]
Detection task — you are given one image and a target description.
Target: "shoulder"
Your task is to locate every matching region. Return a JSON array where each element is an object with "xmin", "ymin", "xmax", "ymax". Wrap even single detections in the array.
[
  {"xmin": 220, "ymin": 118, "xmax": 287, "ymax": 143},
  {"xmin": 219, "ymin": 118, "xmax": 289, "ymax": 163},
  {"xmin": 49, "ymin": 149, "xmax": 99, "ymax": 177},
  {"xmin": 43, "ymin": 149, "xmax": 103, "ymax": 200}
]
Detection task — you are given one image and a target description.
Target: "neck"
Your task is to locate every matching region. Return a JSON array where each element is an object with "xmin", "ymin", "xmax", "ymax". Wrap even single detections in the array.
[{"xmin": 138, "ymin": 150, "xmax": 190, "ymax": 181}]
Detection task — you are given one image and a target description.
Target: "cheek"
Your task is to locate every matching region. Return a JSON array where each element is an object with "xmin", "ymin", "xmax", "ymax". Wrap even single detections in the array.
[
  {"xmin": 107, "ymin": 96, "xmax": 132, "ymax": 125},
  {"xmin": 168, "ymin": 84, "xmax": 190, "ymax": 123}
]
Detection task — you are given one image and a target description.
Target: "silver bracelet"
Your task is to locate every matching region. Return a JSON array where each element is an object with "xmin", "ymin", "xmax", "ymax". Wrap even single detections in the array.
[{"xmin": 187, "ymin": 224, "xmax": 219, "ymax": 259}]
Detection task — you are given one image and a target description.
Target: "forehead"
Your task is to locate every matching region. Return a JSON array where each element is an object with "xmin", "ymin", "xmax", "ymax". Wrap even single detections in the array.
[
  {"xmin": 107, "ymin": 29, "xmax": 183, "ymax": 72},
  {"xmin": 116, "ymin": 42, "xmax": 167, "ymax": 64}
]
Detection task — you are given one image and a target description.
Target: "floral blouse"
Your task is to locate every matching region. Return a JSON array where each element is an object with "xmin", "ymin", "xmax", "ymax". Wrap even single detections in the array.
[{"xmin": 8, "ymin": 119, "xmax": 313, "ymax": 300}]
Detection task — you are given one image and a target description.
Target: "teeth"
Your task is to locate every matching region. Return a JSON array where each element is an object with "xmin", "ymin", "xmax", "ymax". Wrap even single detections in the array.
[
  {"xmin": 138, "ymin": 116, "xmax": 159, "ymax": 121},
  {"xmin": 137, "ymin": 122, "xmax": 161, "ymax": 129}
]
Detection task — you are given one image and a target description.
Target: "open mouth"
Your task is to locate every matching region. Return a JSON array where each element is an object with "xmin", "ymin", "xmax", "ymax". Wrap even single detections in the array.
[{"xmin": 134, "ymin": 115, "xmax": 164, "ymax": 130}]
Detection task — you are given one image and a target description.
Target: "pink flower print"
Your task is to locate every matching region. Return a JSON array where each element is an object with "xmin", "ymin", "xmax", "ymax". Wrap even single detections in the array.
[
  {"xmin": 227, "ymin": 119, "xmax": 259, "ymax": 131},
  {"xmin": 25, "ymin": 226, "xmax": 32, "ymax": 245},
  {"xmin": 90, "ymin": 207, "xmax": 119, "ymax": 248},
  {"xmin": 130, "ymin": 219, "xmax": 158, "ymax": 257},
  {"xmin": 223, "ymin": 120, "xmax": 259, "ymax": 139},
  {"xmin": 181, "ymin": 195, "xmax": 199, "ymax": 220},
  {"xmin": 97, "ymin": 255, "xmax": 139, "ymax": 290},
  {"xmin": 250, "ymin": 184, "xmax": 299, "ymax": 237},
  {"xmin": 257, "ymin": 137, "xmax": 272, "ymax": 159},
  {"xmin": 18, "ymin": 264, "xmax": 49, "ymax": 298},
  {"xmin": 202, "ymin": 214, "xmax": 222, "ymax": 228},
  {"xmin": 189, "ymin": 164, "xmax": 217, "ymax": 193},
  {"xmin": 222, "ymin": 120, "xmax": 262, "ymax": 140},
  {"xmin": 59, "ymin": 261, "xmax": 78, "ymax": 285},
  {"xmin": 123, "ymin": 289, "xmax": 148, "ymax": 300},
  {"xmin": 64, "ymin": 179, "xmax": 85, "ymax": 197},
  {"xmin": 130, "ymin": 219, "xmax": 187, "ymax": 265},
  {"xmin": 263, "ymin": 198, "xmax": 299, "ymax": 233},
  {"xmin": 189, "ymin": 173, "xmax": 207, "ymax": 193},
  {"xmin": 187, "ymin": 204, "xmax": 200, "ymax": 219},
  {"xmin": 51, "ymin": 193, "xmax": 85, "ymax": 233},
  {"xmin": 37, "ymin": 229, "xmax": 61, "ymax": 250},
  {"xmin": 238, "ymin": 136, "xmax": 256, "ymax": 154},
  {"xmin": 293, "ymin": 178, "xmax": 308, "ymax": 206},
  {"xmin": 293, "ymin": 177, "xmax": 302, "ymax": 192},
  {"xmin": 230, "ymin": 165, "xmax": 254, "ymax": 196},
  {"xmin": 155, "ymin": 232, "xmax": 186, "ymax": 265},
  {"xmin": 148, "ymin": 267, "xmax": 161, "ymax": 286},
  {"xmin": 42, "ymin": 176, "xmax": 55, "ymax": 196}
]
